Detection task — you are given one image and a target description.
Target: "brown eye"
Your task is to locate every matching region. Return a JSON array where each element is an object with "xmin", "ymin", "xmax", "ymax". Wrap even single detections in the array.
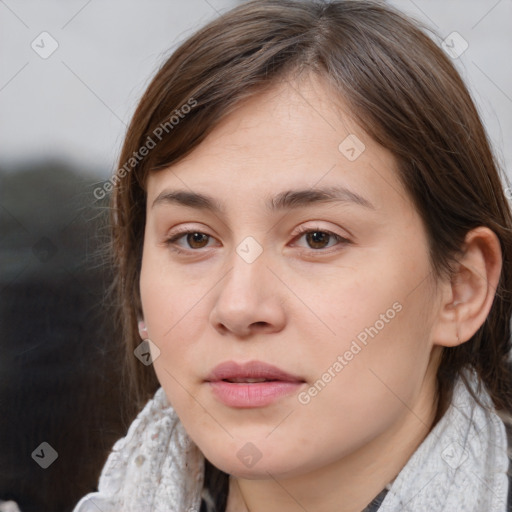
[
  {"xmin": 292, "ymin": 226, "xmax": 351, "ymax": 253},
  {"xmin": 185, "ymin": 232, "xmax": 210, "ymax": 249},
  {"xmin": 165, "ymin": 230, "xmax": 215, "ymax": 253},
  {"xmin": 305, "ymin": 231, "xmax": 331, "ymax": 249}
]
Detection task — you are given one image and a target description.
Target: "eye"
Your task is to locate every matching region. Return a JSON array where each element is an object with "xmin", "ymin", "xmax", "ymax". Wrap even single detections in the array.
[
  {"xmin": 164, "ymin": 229, "xmax": 216, "ymax": 253},
  {"xmin": 291, "ymin": 226, "xmax": 350, "ymax": 252}
]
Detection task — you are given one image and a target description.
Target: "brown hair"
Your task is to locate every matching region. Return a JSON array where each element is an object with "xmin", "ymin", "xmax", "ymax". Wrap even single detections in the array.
[{"xmin": 108, "ymin": 0, "xmax": 512, "ymax": 508}]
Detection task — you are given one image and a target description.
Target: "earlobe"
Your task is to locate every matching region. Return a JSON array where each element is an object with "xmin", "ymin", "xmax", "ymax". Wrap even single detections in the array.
[
  {"xmin": 138, "ymin": 319, "xmax": 149, "ymax": 339},
  {"xmin": 432, "ymin": 227, "xmax": 502, "ymax": 348}
]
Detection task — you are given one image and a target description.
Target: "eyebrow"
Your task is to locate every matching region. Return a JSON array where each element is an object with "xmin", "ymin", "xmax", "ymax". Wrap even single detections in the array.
[{"xmin": 151, "ymin": 185, "xmax": 375, "ymax": 213}]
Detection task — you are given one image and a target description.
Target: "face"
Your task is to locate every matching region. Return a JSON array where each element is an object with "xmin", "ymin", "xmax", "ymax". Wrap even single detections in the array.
[{"xmin": 139, "ymin": 74, "xmax": 442, "ymax": 480}]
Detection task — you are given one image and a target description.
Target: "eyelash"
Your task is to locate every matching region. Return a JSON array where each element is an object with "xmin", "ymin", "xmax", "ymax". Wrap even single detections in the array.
[{"xmin": 164, "ymin": 225, "xmax": 351, "ymax": 255}]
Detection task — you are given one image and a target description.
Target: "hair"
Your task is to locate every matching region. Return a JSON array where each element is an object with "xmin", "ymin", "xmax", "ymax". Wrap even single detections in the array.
[{"xmin": 107, "ymin": 0, "xmax": 512, "ymax": 509}]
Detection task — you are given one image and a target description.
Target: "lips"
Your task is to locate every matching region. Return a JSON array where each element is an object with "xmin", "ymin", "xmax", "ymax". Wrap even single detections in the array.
[
  {"xmin": 205, "ymin": 360, "xmax": 306, "ymax": 408},
  {"xmin": 205, "ymin": 360, "xmax": 305, "ymax": 383}
]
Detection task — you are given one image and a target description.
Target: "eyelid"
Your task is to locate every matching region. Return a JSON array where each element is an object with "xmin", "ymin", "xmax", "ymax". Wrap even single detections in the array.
[
  {"xmin": 164, "ymin": 223, "xmax": 216, "ymax": 241},
  {"xmin": 292, "ymin": 223, "xmax": 349, "ymax": 238},
  {"xmin": 166, "ymin": 222, "xmax": 349, "ymax": 239}
]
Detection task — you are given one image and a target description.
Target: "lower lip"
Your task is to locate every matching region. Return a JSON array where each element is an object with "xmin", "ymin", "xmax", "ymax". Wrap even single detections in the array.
[{"xmin": 207, "ymin": 380, "xmax": 304, "ymax": 408}]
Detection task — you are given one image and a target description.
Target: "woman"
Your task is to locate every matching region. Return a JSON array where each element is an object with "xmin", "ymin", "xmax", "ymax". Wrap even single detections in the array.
[{"xmin": 74, "ymin": 0, "xmax": 512, "ymax": 510}]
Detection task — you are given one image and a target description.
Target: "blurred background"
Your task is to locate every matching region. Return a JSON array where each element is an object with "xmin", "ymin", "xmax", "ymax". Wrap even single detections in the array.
[{"xmin": 0, "ymin": 1, "xmax": 511, "ymax": 511}]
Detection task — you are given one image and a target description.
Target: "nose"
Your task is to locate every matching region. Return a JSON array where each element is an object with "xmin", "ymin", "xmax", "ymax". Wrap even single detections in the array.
[{"xmin": 209, "ymin": 245, "xmax": 287, "ymax": 338}]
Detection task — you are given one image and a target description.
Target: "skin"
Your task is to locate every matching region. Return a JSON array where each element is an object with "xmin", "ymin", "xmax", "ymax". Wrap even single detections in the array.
[{"xmin": 139, "ymin": 73, "xmax": 502, "ymax": 512}]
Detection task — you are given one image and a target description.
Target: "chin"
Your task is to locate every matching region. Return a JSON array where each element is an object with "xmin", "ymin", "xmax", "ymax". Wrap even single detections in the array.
[{"xmin": 203, "ymin": 446, "xmax": 312, "ymax": 481}]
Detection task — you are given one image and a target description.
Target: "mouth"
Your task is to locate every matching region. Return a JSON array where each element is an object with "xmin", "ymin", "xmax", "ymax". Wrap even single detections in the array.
[
  {"xmin": 205, "ymin": 360, "xmax": 305, "ymax": 384},
  {"xmin": 205, "ymin": 360, "xmax": 306, "ymax": 408},
  {"xmin": 222, "ymin": 378, "xmax": 277, "ymax": 383}
]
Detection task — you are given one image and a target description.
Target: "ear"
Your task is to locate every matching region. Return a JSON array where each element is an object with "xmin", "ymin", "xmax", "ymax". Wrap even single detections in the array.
[{"xmin": 431, "ymin": 226, "xmax": 502, "ymax": 347}]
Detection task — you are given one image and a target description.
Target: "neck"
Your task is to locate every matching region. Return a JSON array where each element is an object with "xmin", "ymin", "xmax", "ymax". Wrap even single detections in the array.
[{"xmin": 226, "ymin": 372, "xmax": 439, "ymax": 512}]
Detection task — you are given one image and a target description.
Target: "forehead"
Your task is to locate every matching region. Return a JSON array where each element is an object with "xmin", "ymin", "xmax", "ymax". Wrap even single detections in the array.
[{"xmin": 145, "ymin": 75, "xmax": 409, "ymax": 215}]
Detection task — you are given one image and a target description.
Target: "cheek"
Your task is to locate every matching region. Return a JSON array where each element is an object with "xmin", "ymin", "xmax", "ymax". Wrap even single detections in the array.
[
  {"xmin": 139, "ymin": 253, "xmax": 214, "ymax": 401},
  {"xmin": 298, "ymin": 249, "xmax": 436, "ymax": 424},
  {"xmin": 139, "ymin": 245, "xmax": 206, "ymax": 338},
  {"xmin": 274, "ymin": 293, "xmax": 436, "ymax": 472}
]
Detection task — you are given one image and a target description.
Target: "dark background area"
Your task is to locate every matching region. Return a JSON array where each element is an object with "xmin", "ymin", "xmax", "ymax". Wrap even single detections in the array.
[{"xmin": 0, "ymin": 162, "xmax": 133, "ymax": 512}]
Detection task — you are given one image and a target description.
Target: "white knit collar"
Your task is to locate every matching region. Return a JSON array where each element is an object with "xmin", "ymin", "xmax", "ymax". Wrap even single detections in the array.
[
  {"xmin": 378, "ymin": 371, "xmax": 509, "ymax": 511},
  {"xmin": 73, "ymin": 370, "xmax": 509, "ymax": 512}
]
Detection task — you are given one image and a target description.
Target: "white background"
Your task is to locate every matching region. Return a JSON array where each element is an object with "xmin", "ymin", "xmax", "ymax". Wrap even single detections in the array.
[{"xmin": 0, "ymin": 0, "xmax": 511, "ymax": 182}]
